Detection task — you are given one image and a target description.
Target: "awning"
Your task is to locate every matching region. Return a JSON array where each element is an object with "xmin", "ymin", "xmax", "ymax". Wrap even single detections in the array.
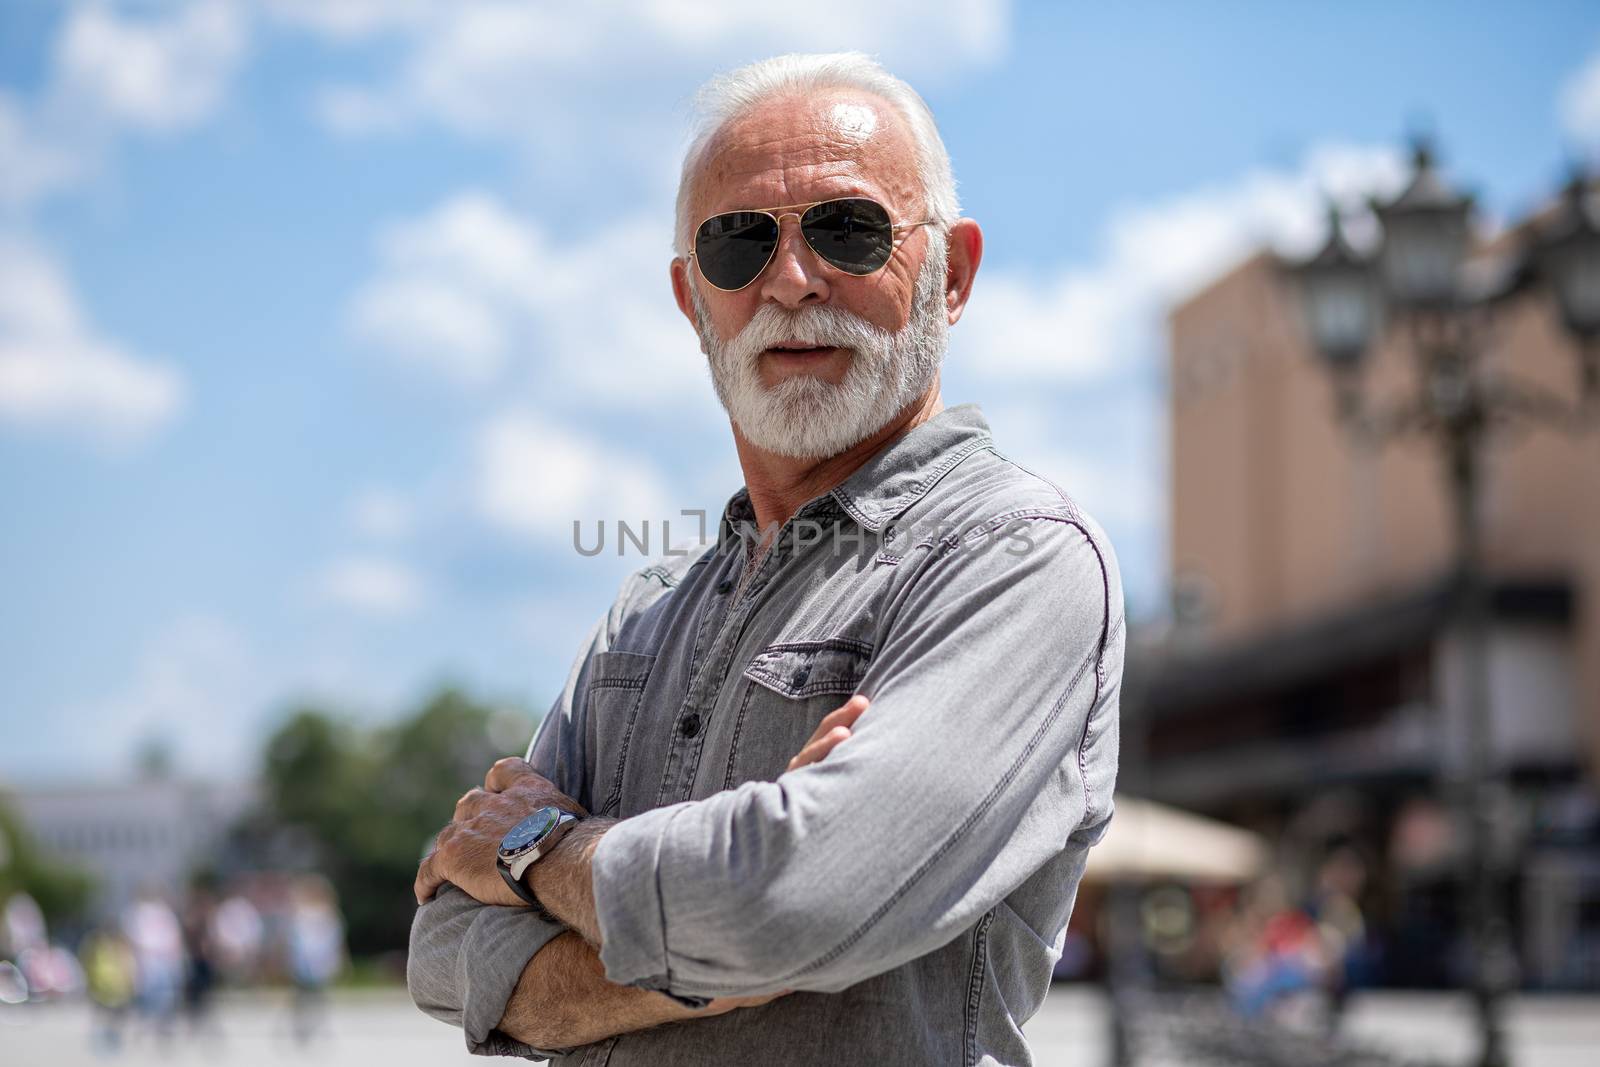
[{"xmin": 1084, "ymin": 794, "xmax": 1270, "ymax": 884}]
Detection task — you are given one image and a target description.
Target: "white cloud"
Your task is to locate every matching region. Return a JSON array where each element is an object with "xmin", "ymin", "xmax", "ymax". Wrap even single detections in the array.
[
  {"xmin": 1560, "ymin": 49, "xmax": 1600, "ymax": 147},
  {"xmin": 350, "ymin": 275, "xmax": 508, "ymax": 385},
  {"xmin": 270, "ymin": 0, "xmax": 1008, "ymax": 59},
  {"xmin": 2, "ymin": 1, "xmax": 249, "ymax": 212},
  {"xmin": 55, "ymin": 0, "xmax": 248, "ymax": 134},
  {"xmin": 348, "ymin": 191, "xmax": 710, "ymax": 406},
  {"xmin": 982, "ymin": 400, "xmax": 1157, "ymax": 529},
  {"xmin": 0, "ymin": 1, "xmax": 245, "ymax": 450},
  {"xmin": 313, "ymin": 84, "xmax": 407, "ymax": 136},
  {"xmin": 0, "ymin": 93, "xmax": 86, "ymax": 209},
  {"xmin": 345, "ymin": 192, "xmax": 539, "ymax": 385},
  {"xmin": 0, "ymin": 236, "xmax": 185, "ymax": 445},
  {"xmin": 347, "ymin": 487, "xmax": 416, "ymax": 540},
  {"xmin": 476, "ymin": 410, "xmax": 671, "ymax": 543},
  {"xmin": 343, "ymin": 189, "xmax": 730, "ymax": 568},
  {"xmin": 270, "ymin": 0, "xmax": 1009, "ymax": 187},
  {"xmin": 954, "ymin": 143, "xmax": 1407, "ymax": 385},
  {"xmin": 314, "ymin": 555, "xmax": 426, "ymax": 617},
  {"xmin": 263, "ymin": 0, "xmax": 432, "ymax": 41}
]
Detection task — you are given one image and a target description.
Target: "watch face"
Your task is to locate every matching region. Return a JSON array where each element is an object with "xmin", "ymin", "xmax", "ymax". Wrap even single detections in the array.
[{"xmin": 500, "ymin": 807, "xmax": 559, "ymax": 856}]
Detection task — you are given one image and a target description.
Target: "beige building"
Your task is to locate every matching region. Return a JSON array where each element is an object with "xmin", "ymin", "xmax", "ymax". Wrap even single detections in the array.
[{"xmin": 1148, "ymin": 181, "xmax": 1600, "ymax": 988}]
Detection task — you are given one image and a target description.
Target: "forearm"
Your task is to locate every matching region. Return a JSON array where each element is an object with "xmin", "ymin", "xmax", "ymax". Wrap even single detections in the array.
[
  {"xmin": 527, "ymin": 815, "xmax": 723, "ymax": 1011},
  {"xmin": 498, "ymin": 929, "xmax": 700, "ymax": 1050},
  {"xmin": 407, "ymin": 885, "xmax": 573, "ymax": 1057},
  {"xmin": 528, "ymin": 816, "xmax": 616, "ymax": 946}
]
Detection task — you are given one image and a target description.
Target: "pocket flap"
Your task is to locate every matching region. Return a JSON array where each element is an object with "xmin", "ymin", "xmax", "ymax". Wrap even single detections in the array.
[
  {"xmin": 588, "ymin": 649, "xmax": 657, "ymax": 690},
  {"xmin": 743, "ymin": 639, "xmax": 872, "ymax": 699}
]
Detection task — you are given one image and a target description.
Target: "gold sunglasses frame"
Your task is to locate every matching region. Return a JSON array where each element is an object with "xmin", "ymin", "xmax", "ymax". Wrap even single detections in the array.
[{"xmin": 687, "ymin": 197, "xmax": 936, "ymax": 292}]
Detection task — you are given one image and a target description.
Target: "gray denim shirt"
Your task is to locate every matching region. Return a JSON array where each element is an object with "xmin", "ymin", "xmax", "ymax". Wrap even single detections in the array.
[{"xmin": 407, "ymin": 402, "xmax": 1124, "ymax": 1067}]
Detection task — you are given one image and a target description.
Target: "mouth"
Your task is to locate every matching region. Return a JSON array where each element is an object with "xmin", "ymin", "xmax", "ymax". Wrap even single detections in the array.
[{"xmin": 763, "ymin": 344, "xmax": 843, "ymax": 360}]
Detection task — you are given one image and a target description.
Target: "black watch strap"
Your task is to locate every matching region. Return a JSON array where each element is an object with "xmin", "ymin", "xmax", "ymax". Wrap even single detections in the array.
[{"xmin": 498, "ymin": 863, "xmax": 561, "ymax": 923}]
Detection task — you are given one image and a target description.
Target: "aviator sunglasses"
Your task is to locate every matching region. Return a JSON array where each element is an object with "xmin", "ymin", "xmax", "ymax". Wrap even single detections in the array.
[{"xmin": 689, "ymin": 196, "xmax": 936, "ymax": 292}]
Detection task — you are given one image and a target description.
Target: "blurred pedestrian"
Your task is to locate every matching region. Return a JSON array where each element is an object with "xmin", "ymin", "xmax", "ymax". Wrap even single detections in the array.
[
  {"xmin": 122, "ymin": 888, "xmax": 185, "ymax": 1044},
  {"xmin": 2, "ymin": 891, "xmax": 47, "ymax": 960},
  {"xmin": 286, "ymin": 874, "xmax": 345, "ymax": 1045},
  {"xmin": 1223, "ymin": 876, "xmax": 1333, "ymax": 1030},
  {"xmin": 181, "ymin": 887, "xmax": 222, "ymax": 1039},
  {"xmin": 211, "ymin": 891, "xmax": 264, "ymax": 983},
  {"xmin": 1308, "ymin": 844, "xmax": 1371, "ymax": 1026},
  {"xmin": 80, "ymin": 927, "xmax": 137, "ymax": 1052}
]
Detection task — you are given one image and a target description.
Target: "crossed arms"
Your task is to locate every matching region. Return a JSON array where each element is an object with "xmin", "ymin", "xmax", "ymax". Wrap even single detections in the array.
[
  {"xmin": 406, "ymin": 515, "xmax": 1123, "ymax": 1058},
  {"xmin": 409, "ymin": 703, "xmax": 866, "ymax": 1056}
]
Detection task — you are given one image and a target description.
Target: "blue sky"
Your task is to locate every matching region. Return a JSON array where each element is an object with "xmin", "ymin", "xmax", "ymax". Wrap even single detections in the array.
[{"xmin": 3, "ymin": 1, "xmax": 1597, "ymax": 783}]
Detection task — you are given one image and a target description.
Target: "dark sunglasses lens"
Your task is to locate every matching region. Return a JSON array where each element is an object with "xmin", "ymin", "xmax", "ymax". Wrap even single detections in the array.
[
  {"xmin": 695, "ymin": 212, "xmax": 779, "ymax": 289},
  {"xmin": 802, "ymin": 198, "xmax": 895, "ymax": 275}
]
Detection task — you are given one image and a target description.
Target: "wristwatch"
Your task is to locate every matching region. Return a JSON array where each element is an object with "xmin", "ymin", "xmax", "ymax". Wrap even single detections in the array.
[{"xmin": 497, "ymin": 806, "xmax": 582, "ymax": 921}]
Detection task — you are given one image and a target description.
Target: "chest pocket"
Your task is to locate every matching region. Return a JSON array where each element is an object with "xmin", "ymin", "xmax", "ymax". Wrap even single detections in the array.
[
  {"xmin": 722, "ymin": 639, "xmax": 873, "ymax": 789},
  {"xmin": 584, "ymin": 650, "xmax": 656, "ymax": 817}
]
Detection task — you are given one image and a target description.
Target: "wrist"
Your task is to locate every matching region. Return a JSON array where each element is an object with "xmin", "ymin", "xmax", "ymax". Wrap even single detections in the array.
[
  {"xmin": 497, "ymin": 806, "xmax": 581, "ymax": 917},
  {"xmin": 514, "ymin": 866, "xmax": 561, "ymax": 923},
  {"xmin": 528, "ymin": 817, "xmax": 614, "ymax": 944}
]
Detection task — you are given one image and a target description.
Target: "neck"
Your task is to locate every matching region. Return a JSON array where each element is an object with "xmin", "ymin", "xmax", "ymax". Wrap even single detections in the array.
[{"xmin": 731, "ymin": 380, "xmax": 945, "ymax": 536}]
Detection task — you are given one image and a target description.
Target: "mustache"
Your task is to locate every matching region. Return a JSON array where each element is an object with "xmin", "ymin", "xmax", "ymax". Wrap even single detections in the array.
[{"xmin": 727, "ymin": 303, "xmax": 888, "ymax": 360}]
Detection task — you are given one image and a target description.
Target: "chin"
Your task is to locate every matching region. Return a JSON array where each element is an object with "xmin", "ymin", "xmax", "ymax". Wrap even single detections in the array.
[{"xmin": 737, "ymin": 406, "xmax": 887, "ymax": 461}]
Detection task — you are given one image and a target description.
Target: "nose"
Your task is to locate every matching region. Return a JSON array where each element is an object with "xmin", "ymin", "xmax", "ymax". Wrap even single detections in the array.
[{"xmin": 757, "ymin": 212, "xmax": 830, "ymax": 308}]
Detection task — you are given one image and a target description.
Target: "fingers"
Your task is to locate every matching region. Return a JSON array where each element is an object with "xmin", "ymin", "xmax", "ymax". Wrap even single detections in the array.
[
  {"xmin": 806, "ymin": 695, "xmax": 869, "ymax": 748},
  {"xmin": 787, "ymin": 727, "xmax": 843, "ymax": 772},
  {"xmin": 414, "ymin": 828, "xmax": 450, "ymax": 904},
  {"xmin": 787, "ymin": 696, "xmax": 870, "ymax": 772},
  {"xmin": 454, "ymin": 787, "xmax": 489, "ymax": 823},
  {"xmin": 703, "ymin": 988, "xmax": 795, "ymax": 1013},
  {"xmin": 787, "ymin": 724, "xmax": 851, "ymax": 772},
  {"xmin": 485, "ymin": 756, "xmax": 538, "ymax": 793},
  {"xmin": 824, "ymin": 694, "xmax": 869, "ymax": 731},
  {"xmin": 414, "ymin": 859, "xmax": 433, "ymax": 905}
]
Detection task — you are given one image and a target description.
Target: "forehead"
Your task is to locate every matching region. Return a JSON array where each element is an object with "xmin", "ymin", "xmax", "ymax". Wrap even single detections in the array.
[{"xmin": 692, "ymin": 88, "xmax": 922, "ymax": 217}]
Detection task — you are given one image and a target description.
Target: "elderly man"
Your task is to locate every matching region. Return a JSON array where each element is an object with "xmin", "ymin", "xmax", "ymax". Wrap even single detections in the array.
[{"xmin": 407, "ymin": 52, "xmax": 1123, "ymax": 1066}]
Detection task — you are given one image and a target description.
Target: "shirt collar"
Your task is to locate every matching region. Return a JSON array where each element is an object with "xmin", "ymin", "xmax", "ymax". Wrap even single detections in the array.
[{"xmin": 717, "ymin": 402, "xmax": 994, "ymax": 540}]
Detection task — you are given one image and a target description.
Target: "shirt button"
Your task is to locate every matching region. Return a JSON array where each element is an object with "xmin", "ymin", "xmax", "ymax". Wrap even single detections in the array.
[
  {"xmin": 716, "ymin": 579, "xmax": 734, "ymax": 594},
  {"xmin": 679, "ymin": 713, "xmax": 702, "ymax": 738}
]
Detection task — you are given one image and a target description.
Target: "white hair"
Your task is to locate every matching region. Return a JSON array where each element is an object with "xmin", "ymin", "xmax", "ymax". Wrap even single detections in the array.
[{"xmin": 673, "ymin": 52, "xmax": 961, "ymax": 257}]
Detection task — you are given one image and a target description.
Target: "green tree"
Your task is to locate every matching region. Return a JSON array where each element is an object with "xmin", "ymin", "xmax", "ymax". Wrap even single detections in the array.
[
  {"xmin": 0, "ymin": 800, "xmax": 95, "ymax": 925},
  {"xmin": 262, "ymin": 707, "xmax": 360, "ymax": 835},
  {"xmin": 251, "ymin": 686, "xmax": 532, "ymax": 957}
]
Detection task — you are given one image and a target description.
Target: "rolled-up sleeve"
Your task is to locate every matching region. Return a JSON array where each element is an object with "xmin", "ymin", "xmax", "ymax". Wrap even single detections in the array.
[
  {"xmin": 407, "ymin": 886, "xmax": 574, "ymax": 1059},
  {"xmin": 406, "ymin": 603, "xmax": 614, "ymax": 1057},
  {"xmin": 590, "ymin": 512, "xmax": 1123, "ymax": 998}
]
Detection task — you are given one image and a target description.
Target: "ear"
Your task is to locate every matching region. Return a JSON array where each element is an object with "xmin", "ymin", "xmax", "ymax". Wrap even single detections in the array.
[
  {"xmin": 942, "ymin": 218, "xmax": 984, "ymax": 328},
  {"xmin": 670, "ymin": 257, "xmax": 708, "ymax": 353}
]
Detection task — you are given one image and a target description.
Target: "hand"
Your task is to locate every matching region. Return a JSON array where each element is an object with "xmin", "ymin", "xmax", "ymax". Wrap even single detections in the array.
[
  {"xmin": 698, "ymin": 988, "xmax": 795, "ymax": 1016},
  {"xmin": 787, "ymin": 694, "xmax": 868, "ymax": 772},
  {"xmin": 414, "ymin": 757, "xmax": 589, "ymax": 907}
]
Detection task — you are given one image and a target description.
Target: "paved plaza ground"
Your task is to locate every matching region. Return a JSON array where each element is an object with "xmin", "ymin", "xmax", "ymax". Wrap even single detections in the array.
[{"xmin": 3, "ymin": 985, "xmax": 1596, "ymax": 1066}]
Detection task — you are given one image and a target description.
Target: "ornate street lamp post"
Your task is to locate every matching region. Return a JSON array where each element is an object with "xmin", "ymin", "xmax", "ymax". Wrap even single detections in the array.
[
  {"xmin": 1538, "ymin": 176, "xmax": 1600, "ymax": 355},
  {"xmin": 1284, "ymin": 140, "xmax": 1600, "ymax": 1067}
]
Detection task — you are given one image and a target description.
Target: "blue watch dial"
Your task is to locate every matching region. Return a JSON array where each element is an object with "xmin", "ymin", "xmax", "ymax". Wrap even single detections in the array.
[{"xmin": 500, "ymin": 807, "xmax": 560, "ymax": 855}]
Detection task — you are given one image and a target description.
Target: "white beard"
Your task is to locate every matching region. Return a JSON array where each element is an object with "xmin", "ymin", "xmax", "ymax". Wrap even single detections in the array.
[{"xmin": 690, "ymin": 232, "xmax": 949, "ymax": 460}]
